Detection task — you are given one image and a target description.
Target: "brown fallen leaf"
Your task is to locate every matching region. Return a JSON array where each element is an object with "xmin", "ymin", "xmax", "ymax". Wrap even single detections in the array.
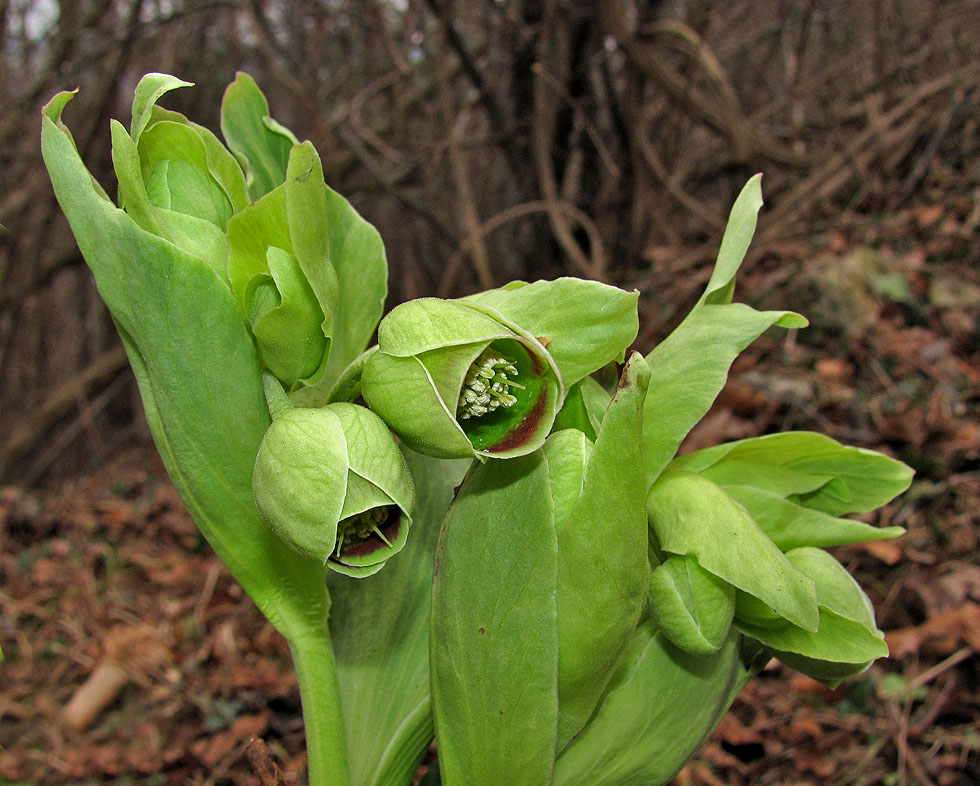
[
  {"xmin": 245, "ymin": 736, "xmax": 285, "ymax": 786},
  {"xmin": 886, "ymin": 602, "xmax": 980, "ymax": 658},
  {"xmin": 193, "ymin": 713, "xmax": 270, "ymax": 768}
]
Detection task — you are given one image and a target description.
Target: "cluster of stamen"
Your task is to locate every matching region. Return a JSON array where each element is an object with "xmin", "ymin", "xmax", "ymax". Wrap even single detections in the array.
[
  {"xmin": 335, "ymin": 506, "xmax": 392, "ymax": 556},
  {"xmin": 458, "ymin": 348, "xmax": 524, "ymax": 420}
]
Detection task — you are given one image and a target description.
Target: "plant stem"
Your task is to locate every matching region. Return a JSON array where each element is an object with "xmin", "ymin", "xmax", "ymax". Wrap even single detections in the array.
[{"xmin": 289, "ymin": 622, "xmax": 352, "ymax": 786}]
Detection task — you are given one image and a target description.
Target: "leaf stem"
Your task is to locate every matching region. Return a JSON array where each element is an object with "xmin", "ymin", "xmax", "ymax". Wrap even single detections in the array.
[{"xmin": 289, "ymin": 622, "xmax": 351, "ymax": 786}]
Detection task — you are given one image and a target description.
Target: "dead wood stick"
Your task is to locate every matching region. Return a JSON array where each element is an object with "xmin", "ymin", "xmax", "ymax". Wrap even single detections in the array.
[
  {"xmin": 532, "ymin": 2, "xmax": 606, "ymax": 281},
  {"xmin": 438, "ymin": 40, "xmax": 493, "ymax": 291},
  {"xmin": 61, "ymin": 660, "xmax": 129, "ymax": 731},
  {"xmin": 599, "ymin": 0, "xmax": 808, "ymax": 170},
  {"xmin": 244, "ymin": 737, "xmax": 286, "ymax": 786},
  {"xmin": 1, "ymin": 344, "xmax": 129, "ymax": 481},
  {"xmin": 438, "ymin": 200, "xmax": 606, "ymax": 298}
]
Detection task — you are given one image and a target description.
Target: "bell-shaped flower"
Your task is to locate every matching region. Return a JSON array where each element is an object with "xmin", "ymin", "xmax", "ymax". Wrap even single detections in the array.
[
  {"xmin": 251, "ymin": 382, "xmax": 415, "ymax": 577},
  {"xmin": 361, "ymin": 297, "xmax": 564, "ymax": 459}
]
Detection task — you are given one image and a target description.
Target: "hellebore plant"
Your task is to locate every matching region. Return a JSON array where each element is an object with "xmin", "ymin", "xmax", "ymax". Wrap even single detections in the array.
[{"xmin": 41, "ymin": 73, "xmax": 913, "ymax": 786}]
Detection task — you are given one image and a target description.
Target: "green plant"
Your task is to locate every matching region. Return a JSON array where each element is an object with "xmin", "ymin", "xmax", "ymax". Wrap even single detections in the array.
[{"xmin": 41, "ymin": 73, "xmax": 912, "ymax": 786}]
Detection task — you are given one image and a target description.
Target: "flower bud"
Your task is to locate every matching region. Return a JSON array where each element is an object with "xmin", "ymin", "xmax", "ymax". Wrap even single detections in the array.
[
  {"xmin": 361, "ymin": 298, "xmax": 563, "ymax": 459},
  {"xmin": 252, "ymin": 400, "xmax": 415, "ymax": 577}
]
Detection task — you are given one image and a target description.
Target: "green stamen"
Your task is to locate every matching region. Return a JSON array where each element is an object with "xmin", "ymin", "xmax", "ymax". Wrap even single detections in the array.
[
  {"xmin": 335, "ymin": 506, "xmax": 393, "ymax": 557},
  {"xmin": 457, "ymin": 348, "xmax": 525, "ymax": 420}
]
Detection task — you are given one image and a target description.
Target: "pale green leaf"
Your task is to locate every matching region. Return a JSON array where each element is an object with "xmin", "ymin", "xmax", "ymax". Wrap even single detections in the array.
[
  {"xmin": 735, "ymin": 547, "xmax": 887, "ymax": 685},
  {"xmin": 430, "ymin": 454, "xmax": 559, "ymax": 786},
  {"xmin": 553, "ymin": 353, "xmax": 651, "ymax": 748},
  {"xmin": 647, "ymin": 471, "xmax": 818, "ymax": 631},
  {"xmin": 220, "ymin": 72, "xmax": 295, "ymax": 200},
  {"xmin": 285, "ymin": 142, "xmax": 338, "ymax": 339},
  {"xmin": 672, "ymin": 432, "xmax": 914, "ymax": 515},
  {"xmin": 321, "ymin": 184, "xmax": 389, "ymax": 387},
  {"xmin": 543, "ymin": 429, "xmax": 591, "ymax": 528},
  {"xmin": 648, "ymin": 554, "xmax": 735, "ymax": 656},
  {"xmin": 553, "ymin": 622, "xmax": 743, "ymax": 786},
  {"xmin": 329, "ymin": 451, "xmax": 469, "ymax": 786},
  {"xmin": 130, "ymin": 72, "xmax": 193, "ymax": 142},
  {"xmin": 642, "ymin": 304, "xmax": 806, "ymax": 487},
  {"xmin": 724, "ymin": 485, "xmax": 904, "ymax": 550},
  {"xmin": 700, "ymin": 174, "xmax": 764, "ymax": 306}
]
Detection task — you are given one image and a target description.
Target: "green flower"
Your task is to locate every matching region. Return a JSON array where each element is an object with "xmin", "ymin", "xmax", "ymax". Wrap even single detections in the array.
[
  {"xmin": 361, "ymin": 298, "xmax": 564, "ymax": 459},
  {"xmin": 252, "ymin": 387, "xmax": 415, "ymax": 577}
]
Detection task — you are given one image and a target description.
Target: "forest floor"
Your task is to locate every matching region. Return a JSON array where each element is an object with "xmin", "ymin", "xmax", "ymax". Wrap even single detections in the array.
[{"xmin": 2, "ymin": 201, "xmax": 979, "ymax": 786}]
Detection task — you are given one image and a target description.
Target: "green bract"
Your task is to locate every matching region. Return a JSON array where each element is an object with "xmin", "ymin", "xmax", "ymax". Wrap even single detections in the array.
[
  {"xmin": 362, "ymin": 298, "xmax": 565, "ymax": 459},
  {"xmin": 430, "ymin": 356, "xmax": 651, "ymax": 783},
  {"xmin": 252, "ymin": 385, "xmax": 415, "ymax": 577},
  {"xmin": 111, "ymin": 74, "xmax": 249, "ymax": 279}
]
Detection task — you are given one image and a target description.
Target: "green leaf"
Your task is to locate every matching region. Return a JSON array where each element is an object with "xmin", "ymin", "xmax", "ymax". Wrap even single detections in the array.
[
  {"xmin": 111, "ymin": 119, "xmax": 230, "ymax": 279},
  {"xmin": 648, "ymin": 554, "xmax": 735, "ymax": 655},
  {"xmin": 552, "ymin": 622, "xmax": 743, "ymax": 786},
  {"xmin": 220, "ymin": 72, "xmax": 297, "ymax": 200},
  {"xmin": 320, "ymin": 182, "xmax": 388, "ymax": 390},
  {"xmin": 227, "ymin": 185, "xmax": 291, "ymax": 306},
  {"xmin": 464, "ymin": 278, "xmax": 639, "ymax": 386},
  {"xmin": 285, "ymin": 142, "xmax": 338, "ymax": 338},
  {"xmin": 786, "ymin": 547, "xmax": 880, "ymax": 628},
  {"xmin": 700, "ymin": 174, "xmax": 764, "ymax": 306},
  {"xmin": 578, "ymin": 375, "xmax": 612, "ymax": 428},
  {"xmin": 735, "ymin": 547, "xmax": 887, "ymax": 685},
  {"xmin": 139, "ymin": 101, "xmax": 250, "ymax": 214},
  {"xmin": 139, "ymin": 120, "xmax": 235, "ymax": 228},
  {"xmin": 130, "ymin": 72, "xmax": 193, "ymax": 142},
  {"xmin": 43, "ymin": 93, "xmax": 329, "ymax": 642},
  {"xmin": 723, "ymin": 485, "xmax": 905, "ymax": 551},
  {"xmin": 329, "ymin": 450, "xmax": 469, "ymax": 786},
  {"xmin": 552, "ymin": 353, "xmax": 651, "ymax": 748},
  {"xmin": 552, "ymin": 383, "xmax": 598, "ymax": 441},
  {"xmin": 671, "ymin": 432, "xmax": 914, "ymax": 515},
  {"xmin": 251, "ymin": 246, "xmax": 328, "ymax": 384},
  {"xmin": 543, "ymin": 429, "xmax": 591, "ymax": 528},
  {"xmin": 430, "ymin": 453, "xmax": 559, "ymax": 786},
  {"xmin": 737, "ymin": 609, "xmax": 886, "ymax": 667},
  {"xmin": 647, "ymin": 471, "xmax": 818, "ymax": 631},
  {"xmin": 642, "ymin": 304, "xmax": 806, "ymax": 487}
]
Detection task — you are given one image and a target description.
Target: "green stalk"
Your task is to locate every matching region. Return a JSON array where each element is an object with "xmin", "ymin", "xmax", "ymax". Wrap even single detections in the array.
[{"xmin": 289, "ymin": 623, "xmax": 352, "ymax": 786}]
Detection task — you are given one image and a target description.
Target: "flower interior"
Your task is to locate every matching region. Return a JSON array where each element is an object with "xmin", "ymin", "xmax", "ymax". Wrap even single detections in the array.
[
  {"xmin": 335, "ymin": 505, "xmax": 394, "ymax": 557},
  {"xmin": 458, "ymin": 347, "xmax": 524, "ymax": 419},
  {"xmin": 457, "ymin": 338, "xmax": 548, "ymax": 451}
]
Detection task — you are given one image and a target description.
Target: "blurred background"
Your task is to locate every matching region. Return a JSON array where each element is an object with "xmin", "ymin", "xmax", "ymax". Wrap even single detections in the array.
[{"xmin": 1, "ymin": 1, "xmax": 978, "ymax": 784}]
